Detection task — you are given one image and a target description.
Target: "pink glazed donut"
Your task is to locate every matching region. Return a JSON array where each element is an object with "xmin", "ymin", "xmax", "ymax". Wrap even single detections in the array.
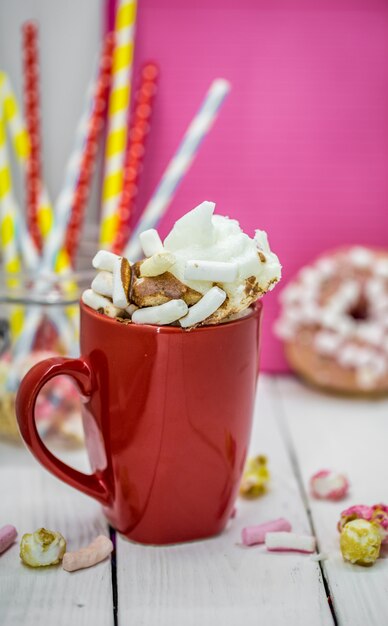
[{"xmin": 275, "ymin": 247, "xmax": 388, "ymax": 396}]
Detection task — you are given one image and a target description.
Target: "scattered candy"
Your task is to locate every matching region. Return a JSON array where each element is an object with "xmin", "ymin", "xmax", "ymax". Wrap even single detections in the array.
[
  {"xmin": 92, "ymin": 250, "xmax": 120, "ymax": 272},
  {"xmin": 62, "ymin": 535, "xmax": 113, "ymax": 572},
  {"xmin": 310, "ymin": 469, "xmax": 349, "ymax": 501},
  {"xmin": 91, "ymin": 271, "xmax": 113, "ymax": 298},
  {"xmin": 338, "ymin": 503, "xmax": 388, "ymax": 544},
  {"xmin": 112, "ymin": 256, "xmax": 131, "ymax": 308},
  {"xmin": 140, "ymin": 252, "xmax": 176, "ymax": 277},
  {"xmin": 184, "ymin": 260, "xmax": 238, "ymax": 283},
  {"xmin": 132, "ymin": 299, "xmax": 188, "ymax": 326},
  {"xmin": 371, "ymin": 504, "xmax": 388, "ymax": 544},
  {"xmin": 20, "ymin": 528, "xmax": 66, "ymax": 567},
  {"xmin": 265, "ymin": 532, "xmax": 316, "ymax": 553},
  {"xmin": 179, "ymin": 286, "xmax": 226, "ymax": 328},
  {"xmin": 242, "ymin": 518, "xmax": 292, "ymax": 546},
  {"xmin": 81, "ymin": 289, "xmax": 122, "ymax": 319},
  {"xmin": 340, "ymin": 519, "xmax": 381, "ymax": 566},
  {"xmin": 139, "ymin": 228, "xmax": 164, "ymax": 258},
  {"xmin": 239, "ymin": 455, "xmax": 270, "ymax": 498},
  {"xmin": 0, "ymin": 524, "xmax": 17, "ymax": 554}
]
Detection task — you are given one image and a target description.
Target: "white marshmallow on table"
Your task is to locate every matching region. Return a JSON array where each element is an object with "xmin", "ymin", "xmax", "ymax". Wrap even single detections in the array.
[
  {"xmin": 140, "ymin": 252, "xmax": 176, "ymax": 277},
  {"xmin": 184, "ymin": 260, "xmax": 238, "ymax": 283},
  {"xmin": 132, "ymin": 299, "xmax": 188, "ymax": 325},
  {"xmin": 179, "ymin": 286, "xmax": 226, "ymax": 328},
  {"xmin": 91, "ymin": 271, "xmax": 113, "ymax": 298},
  {"xmin": 265, "ymin": 532, "xmax": 316, "ymax": 553},
  {"xmin": 82, "ymin": 289, "xmax": 122, "ymax": 318},
  {"xmin": 112, "ymin": 256, "xmax": 130, "ymax": 308},
  {"xmin": 139, "ymin": 229, "xmax": 164, "ymax": 257},
  {"xmin": 92, "ymin": 250, "xmax": 121, "ymax": 272}
]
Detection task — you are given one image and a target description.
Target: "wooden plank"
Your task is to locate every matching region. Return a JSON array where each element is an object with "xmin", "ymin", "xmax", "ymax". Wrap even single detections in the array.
[
  {"xmin": 276, "ymin": 376, "xmax": 388, "ymax": 626},
  {"xmin": 116, "ymin": 376, "xmax": 334, "ymax": 626},
  {"xmin": 0, "ymin": 443, "xmax": 114, "ymax": 626}
]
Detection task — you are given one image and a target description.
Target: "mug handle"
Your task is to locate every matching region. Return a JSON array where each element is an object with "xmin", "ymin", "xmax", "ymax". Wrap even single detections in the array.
[{"xmin": 15, "ymin": 356, "xmax": 111, "ymax": 507}]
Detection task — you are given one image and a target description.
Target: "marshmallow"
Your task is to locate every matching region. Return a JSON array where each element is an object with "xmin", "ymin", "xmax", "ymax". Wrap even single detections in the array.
[
  {"xmin": 254, "ymin": 229, "xmax": 270, "ymax": 254},
  {"xmin": 62, "ymin": 535, "xmax": 113, "ymax": 572},
  {"xmin": 265, "ymin": 532, "xmax": 316, "ymax": 553},
  {"xmin": 314, "ymin": 332, "xmax": 343, "ymax": 357},
  {"xmin": 0, "ymin": 524, "xmax": 17, "ymax": 554},
  {"xmin": 112, "ymin": 256, "xmax": 131, "ymax": 308},
  {"xmin": 20, "ymin": 528, "xmax": 66, "ymax": 567},
  {"xmin": 82, "ymin": 289, "xmax": 123, "ymax": 318},
  {"xmin": 179, "ymin": 286, "xmax": 226, "ymax": 328},
  {"xmin": 184, "ymin": 260, "xmax": 238, "ymax": 283},
  {"xmin": 132, "ymin": 299, "xmax": 188, "ymax": 325},
  {"xmin": 140, "ymin": 252, "xmax": 176, "ymax": 277},
  {"xmin": 125, "ymin": 303, "xmax": 138, "ymax": 317},
  {"xmin": 92, "ymin": 250, "xmax": 121, "ymax": 272},
  {"xmin": 139, "ymin": 228, "xmax": 164, "ymax": 257},
  {"xmin": 242, "ymin": 518, "xmax": 292, "ymax": 546},
  {"xmin": 91, "ymin": 271, "xmax": 113, "ymax": 298},
  {"xmin": 310, "ymin": 470, "xmax": 349, "ymax": 501}
]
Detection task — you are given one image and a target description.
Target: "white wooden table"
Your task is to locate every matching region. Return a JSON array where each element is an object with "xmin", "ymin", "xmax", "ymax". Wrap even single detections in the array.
[{"xmin": 1, "ymin": 375, "xmax": 387, "ymax": 625}]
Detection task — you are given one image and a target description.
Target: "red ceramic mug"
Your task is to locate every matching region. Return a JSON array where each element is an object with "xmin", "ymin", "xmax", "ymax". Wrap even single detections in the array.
[{"xmin": 16, "ymin": 300, "xmax": 262, "ymax": 545}]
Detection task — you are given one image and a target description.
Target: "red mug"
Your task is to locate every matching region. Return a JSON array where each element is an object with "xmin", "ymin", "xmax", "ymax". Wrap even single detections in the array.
[{"xmin": 16, "ymin": 300, "xmax": 262, "ymax": 545}]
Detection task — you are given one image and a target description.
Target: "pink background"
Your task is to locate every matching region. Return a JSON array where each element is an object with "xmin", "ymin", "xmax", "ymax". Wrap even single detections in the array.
[{"xmin": 107, "ymin": 0, "xmax": 388, "ymax": 371}]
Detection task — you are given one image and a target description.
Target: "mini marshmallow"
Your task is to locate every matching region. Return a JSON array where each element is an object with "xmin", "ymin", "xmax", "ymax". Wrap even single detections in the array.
[
  {"xmin": 0, "ymin": 524, "xmax": 17, "ymax": 554},
  {"xmin": 242, "ymin": 518, "xmax": 292, "ymax": 546},
  {"xmin": 82, "ymin": 289, "xmax": 123, "ymax": 318},
  {"xmin": 179, "ymin": 286, "xmax": 226, "ymax": 328},
  {"xmin": 112, "ymin": 256, "xmax": 131, "ymax": 308},
  {"xmin": 20, "ymin": 528, "xmax": 66, "ymax": 567},
  {"xmin": 310, "ymin": 470, "xmax": 349, "ymax": 501},
  {"xmin": 265, "ymin": 532, "xmax": 316, "ymax": 553},
  {"xmin": 62, "ymin": 535, "xmax": 113, "ymax": 572},
  {"xmin": 139, "ymin": 228, "xmax": 164, "ymax": 257},
  {"xmin": 91, "ymin": 271, "xmax": 113, "ymax": 298},
  {"xmin": 140, "ymin": 252, "xmax": 176, "ymax": 277},
  {"xmin": 125, "ymin": 303, "xmax": 138, "ymax": 317},
  {"xmin": 132, "ymin": 299, "xmax": 188, "ymax": 325},
  {"xmin": 184, "ymin": 260, "xmax": 238, "ymax": 283},
  {"xmin": 92, "ymin": 250, "xmax": 121, "ymax": 272}
]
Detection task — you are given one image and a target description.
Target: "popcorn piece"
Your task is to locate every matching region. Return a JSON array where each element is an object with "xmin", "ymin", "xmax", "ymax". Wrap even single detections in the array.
[
  {"xmin": 91, "ymin": 271, "xmax": 113, "ymax": 298},
  {"xmin": 239, "ymin": 455, "xmax": 270, "ymax": 499},
  {"xmin": 184, "ymin": 260, "xmax": 238, "ymax": 283},
  {"xmin": 371, "ymin": 504, "xmax": 388, "ymax": 544},
  {"xmin": 20, "ymin": 528, "xmax": 66, "ymax": 567},
  {"xmin": 310, "ymin": 469, "xmax": 349, "ymax": 501},
  {"xmin": 140, "ymin": 252, "xmax": 176, "ymax": 277},
  {"xmin": 338, "ymin": 503, "xmax": 388, "ymax": 545},
  {"xmin": 132, "ymin": 272, "xmax": 202, "ymax": 308},
  {"xmin": 0, "ymin": 524, "xmax": 17, "ymax": 554},
  {"xmin": 112, "ymin": 256, "xmax": 131, "ymax": 308},
  {"xmin": 92, "ymin": 250, "xmax": 121, "ymax": 272},
  {"xmin": 265, "ymin": 532, "xmax": 316, "ymax": 553},
  {"xmin": 179, "ymin": 286, "xmax": 226, "ymax": 328},
  {"xmin": 139, "ymin": 228, "xmax": 164, "ymax": 257},
  {"xmin": 62, "ymin": 535, "xmax": 113, "ymax": 572},
  {"xmin": 132, "ymin": 299, "xmax": 188, "ymax": 325},
  {"xmin": 82, "ymin": 289, "xmax": 123, "ymax": 318},
  {"xmin": 242, "ymin": 518, "xmax": 292, "ymax": 546},
  {"xmin": 340, "ymin": 519, "xmax": 381, "ymax": 566}
]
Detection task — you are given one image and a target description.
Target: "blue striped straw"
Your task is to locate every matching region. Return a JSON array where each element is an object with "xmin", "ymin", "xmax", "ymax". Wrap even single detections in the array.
[{"xmin": 123, "ymin": 78, "xmax": 231, "ymax": 260}]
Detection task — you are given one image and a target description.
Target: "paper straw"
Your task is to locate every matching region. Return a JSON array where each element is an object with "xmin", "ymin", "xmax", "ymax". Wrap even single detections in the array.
[
  {"xmin": 111, "ymin": 62, "xmax": 158, "ymax": 254},
  {"xmin": 64, "ymin": 33, "xmax": 114, "ymax": 264},
  {"xmin": 22, "ymin": 21, "xmax": 44, "ymax": 251},
  {"xmin": 99, "ymin": 0, "xmax": 137, "ymax": 248},
  {"xmin": 123, "ymin": 78, "xmax": 231, "ymax": 260}
]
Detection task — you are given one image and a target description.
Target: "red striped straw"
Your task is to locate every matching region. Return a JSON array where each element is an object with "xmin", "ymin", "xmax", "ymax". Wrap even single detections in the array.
[
  {"xmin": 64, "ymin": 33, "xmax": 115, "ymax": 264},
  {"xmin": 111, "ymin": 62, "xmax": 159, "ymax": 255},
  {"xmin": 22, "ymin": 21, "xmax": 43, "ymax": 253}
]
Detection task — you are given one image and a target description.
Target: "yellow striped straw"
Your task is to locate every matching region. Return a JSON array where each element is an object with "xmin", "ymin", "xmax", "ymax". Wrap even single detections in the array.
[
  {"xmin": 0, "ymin": 90, "xmax": 24, "ymax": 339},
  {"xmin": 99, "ymin": 0, "xmax": 137, "ymax": 248}
]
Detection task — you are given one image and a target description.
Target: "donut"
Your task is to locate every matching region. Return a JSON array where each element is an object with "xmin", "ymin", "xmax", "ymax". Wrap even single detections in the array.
[{"xmin": 275, "ymin": 247, "xmax": 388, "ymax": 396}]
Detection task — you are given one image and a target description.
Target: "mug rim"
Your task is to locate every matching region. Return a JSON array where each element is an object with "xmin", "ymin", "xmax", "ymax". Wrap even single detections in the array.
[{"xmin": 80, "ymin": 299, "xmax": 262, "ymax": 333}]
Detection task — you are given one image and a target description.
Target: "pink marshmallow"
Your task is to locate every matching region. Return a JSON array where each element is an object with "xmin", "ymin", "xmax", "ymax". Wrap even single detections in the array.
[
  {"xmin": 0, "ymin": 525, "xmax": 17, "ymax": 555},
  {"xmin": 242, "ymin": 518, "xmax": 292, "ymax": 546},
  {"xmin": 265, "ymin": 532, "xmax": 316, "ymax": 553},
  {"xmin": 310, "ymin": 469, "xmax": 349, "ymax": 501}
]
